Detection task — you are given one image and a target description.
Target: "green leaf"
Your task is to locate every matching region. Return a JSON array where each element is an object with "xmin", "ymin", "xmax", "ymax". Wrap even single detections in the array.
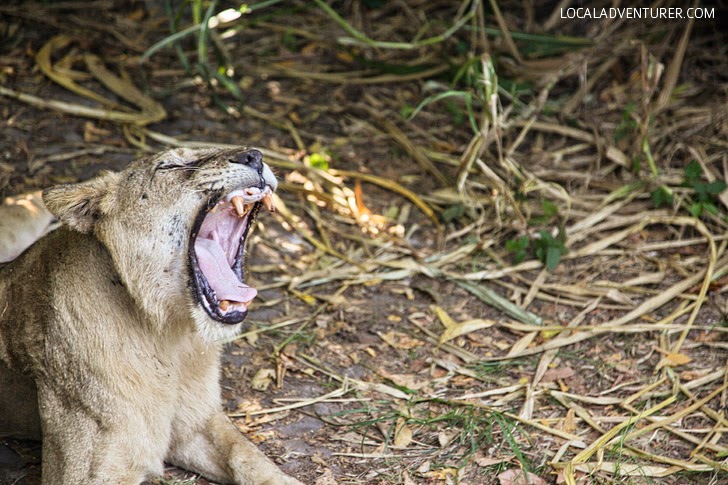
[
  {"xmin": 703, "ymin": 202, "xmax": 719, "ymax": 216},
  {"xmin": 651, "ymin": 186, "xmax": 673, "ymax": 208},
  {"xmin": 400, "ymin": 104, "xmax": 414, "ymax": 119},
  {"xmin": 533, "ymin": 230, "xmax": 567, "ymax": 272},
  {"xmin": 541, "ymin": 199, "xmax": 559, "ymax": 218},
  {"xmin": 545, "ymin": 246, "xmax": 562, "ymax": 271},
  {"xmin": 689, "ymin": 202, "xmax": 703, "ymax": 217},
  {"xmin": 505, "ymin": 236, "xmax": 529, "ymax": 264},
  {"xmin": 684, "ymin": 160, "xmax": 702, "ymax": 184},
  {"xmin": 706, "ymin": 180, "xmax": 726, "ymax": 195},
  {"xmin": 308, "ymin": 152, "xmax": 329, "ymax": 170},
  {"xmin": 441, "ymin": 204, "xmax": 466, "ymax": 223}
]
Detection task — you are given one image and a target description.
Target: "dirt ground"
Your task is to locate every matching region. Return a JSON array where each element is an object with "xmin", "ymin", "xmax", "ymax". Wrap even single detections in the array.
[{"xmin": 1, "ymin": 1, "xmax": 727, "ymax": 484}]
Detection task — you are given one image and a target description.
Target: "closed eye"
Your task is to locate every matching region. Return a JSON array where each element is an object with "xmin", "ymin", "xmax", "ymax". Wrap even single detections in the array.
[
  {"xmin": 155, "ymin": 153, "xmax": 218, "ymax": 172},
  {"xmin": 154, "ymin": 161, "xmax": 201, "ymax": 175}
]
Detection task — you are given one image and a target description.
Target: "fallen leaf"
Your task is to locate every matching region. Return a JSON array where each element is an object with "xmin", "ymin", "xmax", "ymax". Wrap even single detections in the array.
[
  {"xmin": 379, "ymin": 369, "xmax": 429, "ymax": 391},
  {"xmin": 655, "ymin": 350, "xmax": 693, "ymax": 371},
  {"xmin": 562, "ymin": 408, "xmax": 576, "ymax": 434},
  {"xmin": 290, "ymin": 288, "xmax": 317, "ymax": 306},
  {"xmin": 432, "ymin": 305, "xmax": 458, "ymax": 329},
  {"xmin": 438, "ymin": 431, "xmax": 456, "ymax": 448},
  {"xmin": 251, "ymin": 368, "xmax": 275, "ymax": 391},
  {"xmin": 664, "ymin": 352, "xmax": 692, "ymax": 365},
  {"xmin": 311, "ymin": 453, "xmax": 328, "ymax": 466},
  {"xmin": 314, "ymin": 468, "xmax": 339, "ymax": 485},
  {"xmin": 439, "ymin": 318, "xmax": 497, "ymax": 344},
  {"xmin": 497, "ymin": 468, "xmax": 547, "ymax": 485},
  {"xmin": 379, "ymin": 330, "xmax": 424, "ymax": 349},
  {"xmin": 542, "ymin": 367, "xmax": 576, "ymax": 383},
  {"xmin": 420, "ymin": 467, "xmax": 458, "ymax": 480},
  {"xmin": 394, "ymin": 418, "xmax": 413, "ymax": 448},
  {"xmin": 402, "ymin": 470, "xmax": 417, "ymax": 485},
  {"xmin": 475, "ymin": 455, "xmax": 514, "ymax": 467},
  {"xmin": 507, "ymin": 332, "xmax": 537, "ymax": 356}
]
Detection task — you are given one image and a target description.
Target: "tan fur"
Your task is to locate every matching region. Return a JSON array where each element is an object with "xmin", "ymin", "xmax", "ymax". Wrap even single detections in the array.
[
  {"xmin": 0, "ymin": 191, "xmax": 57, "ymax": 263},
  {"xmin": 0, "ymin": 147, "xmax": 303, "ymax": 484}
]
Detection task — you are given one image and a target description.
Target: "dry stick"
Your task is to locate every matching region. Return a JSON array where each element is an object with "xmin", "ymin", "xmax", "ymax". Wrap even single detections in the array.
[
  {"xmin": 570, "ymin": 395, "xmax": 677, "ymax": 464},
  {"xmin": 360, "ymin": 107, "xmax": 450, "ymax": 187},
  {"xmin": 408, "ymin": 315, "xmax": 479, "ymax": 364},
  {"xmin": 560, "ymin": 35, "xmax": 633, "ymax": 116},
  {"xmin": 84, "ymin": 54, "xmax": 166, "ymax": 123},
  {"xmin": 0, "ymin": 85, "xmax": 161, "ymax": 126},
  {"xmin": 566, "ymin": 198, "xmax": 633, "ymax": 243},
  {"xmin": 551, "ymin": 394, "xmax": 722, "ymax": 476},
  {"xmin": 521, "ymin": 299, "xmax": 601, "ymax": 422},
  {"xmin": 621, "ymin": 400, "xmax": 728, "ymax": 455},
  {"xmin": 329, "ymin": 169, "xmax": 440, "ymax": 227},
  {"xmin": 487, "ymin": 0, "xmax": 522, "ymax": 63},
  {"xmin": 35, "ymin": 35, "xmax": 121, "ymax": 108},
  {"xmin": 515, "ymin": 120, "xmax": 630, "ymax": 168},
  {"xmin": 454, "ymin": 280, "xmax": 543, "ymax": 326},
  {"xmin": 668, "ymin": 218, "xmax": 716, "ymax": 354},
  {"xmin": 522, "ymin": 267, "xmax": 548, "ymax": 309},
  {"xmin": 255, "ymin": 64, "xmax": 450, "ymax": 84},
  {"xmin": 483, "ymin": 219, "xmax": 722, "ymax": 361},
  {"xmin": 481, "ymin": 267, "xmax": 709, "ymax": 362},
  {"xmin": 693, "ymin": 453, "xmax": 728, "ymax": 473},
  {"xmin": 228, "ymin": 383, "xmax": 350, "ymax": 418},
  {"xmin": 655, "ymin": 4, "xmax": 695, "ymax": 112},
  {"xmin": 295, "ymin": 353, "xmax": 410, "ymax": 400},
  {"xmin": 676, "ymin": 381, "xmax": 728, "ymax": 448},
  {"xmin": 620, "ymin": 383, "xmax": 728, "ymax": 447},
  {"xmin": 272, "ymin": 194, "xmax": 363, "ymax": 269}
]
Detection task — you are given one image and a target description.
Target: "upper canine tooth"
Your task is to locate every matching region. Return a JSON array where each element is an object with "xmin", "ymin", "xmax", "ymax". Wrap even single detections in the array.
[
  {"xmin": 262, "ymin": 193, "xmax": 275, "ymax": 212},
  {"xmin": 231, "ymin": 195, "xmax": 246, "ymax": 217}
]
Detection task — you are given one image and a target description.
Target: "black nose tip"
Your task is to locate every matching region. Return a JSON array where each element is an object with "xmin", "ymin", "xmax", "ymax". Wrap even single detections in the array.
[{"xmin": 231, "ymin": 149, "xmax": 263, "ymax": 174}]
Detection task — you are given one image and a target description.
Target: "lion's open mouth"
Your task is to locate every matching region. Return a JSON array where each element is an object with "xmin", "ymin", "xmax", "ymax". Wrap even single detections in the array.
[{"xmin": 189, "ymin": 186, "xmax": 275, "ymax": 324}]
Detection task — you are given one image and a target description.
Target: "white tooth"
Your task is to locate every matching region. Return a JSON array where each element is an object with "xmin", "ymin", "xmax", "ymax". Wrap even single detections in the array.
[
  {"xmin": 231, "ymin": 196, "xmax": 246, "ymax": 217},
  {"xmin": 262, "ymin": 193, "xmax": 275, "ymax": 212},
  {"xmin": 219, "ymin": 300, "xmax": 230, "ymax": 312}
]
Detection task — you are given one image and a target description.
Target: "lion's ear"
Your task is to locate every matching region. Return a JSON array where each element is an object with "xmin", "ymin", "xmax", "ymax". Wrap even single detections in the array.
[{"xmin": 43, "ymin": 172, "xmax": 120, "ymax": 234}]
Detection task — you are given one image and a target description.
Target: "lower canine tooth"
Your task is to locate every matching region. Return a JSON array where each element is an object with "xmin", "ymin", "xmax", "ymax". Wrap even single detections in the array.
[
  {"xmin": 219, "ymin": 300, "xmax": 230, "ymax": 311},
  {"xmin": 231, "ymin": 196, "xmax": 246, "ymax": 217}
]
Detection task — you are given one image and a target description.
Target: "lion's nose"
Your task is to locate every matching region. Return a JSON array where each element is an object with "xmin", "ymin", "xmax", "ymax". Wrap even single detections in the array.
[{"xmin": 231, "ymin": 149, "xmax": 263, "ymax": 174}]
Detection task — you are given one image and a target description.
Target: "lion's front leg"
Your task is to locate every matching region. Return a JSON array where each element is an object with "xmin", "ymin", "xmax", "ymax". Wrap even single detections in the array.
[
  {"xmin": 168, "ymin": 412, "xmax": 303, "ymax": 485},
  {"xmin": 37, "ymin": 384, "xmax": 155, "ymax": 485}
]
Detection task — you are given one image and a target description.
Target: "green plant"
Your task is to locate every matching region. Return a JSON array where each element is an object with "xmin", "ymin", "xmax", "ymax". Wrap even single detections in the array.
[
  {"xmin": 650, "ymin": 184, "xmax": 673, "ymax": 208},
  {"xmin": 505, "ymin": 235, "xmax": 529, "ymax": 264},
  {"xmin": 505, "ymin": 229, "xmax": 567, "ymax": 271},
  {"xmin": 683, "ymin": 160, "xmax": 726, "ymax": 218},
  {"xmin": 615, "ymin": 101, "xmax": 638, "ymax": 143},
  {"xmin": 533, "ymin": 229, "xmax": 568, "ymax": 272}
]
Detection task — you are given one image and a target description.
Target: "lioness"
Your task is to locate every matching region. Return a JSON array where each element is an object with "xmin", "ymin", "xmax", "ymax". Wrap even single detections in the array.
[{"xmin": 0, "ymin": 147, "xmax": 303, "ymax": 484}]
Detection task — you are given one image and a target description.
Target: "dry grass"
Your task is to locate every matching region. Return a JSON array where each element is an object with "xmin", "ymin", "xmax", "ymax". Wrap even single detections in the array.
[{"xmin": 1, "ymin": 1, "xmax": 726, "ymax": 484}]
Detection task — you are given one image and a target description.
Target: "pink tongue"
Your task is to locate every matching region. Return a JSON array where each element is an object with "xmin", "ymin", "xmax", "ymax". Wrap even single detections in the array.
[{"xmin": 195, "ymin": 237, "xmax": 257, "ymax": 303}]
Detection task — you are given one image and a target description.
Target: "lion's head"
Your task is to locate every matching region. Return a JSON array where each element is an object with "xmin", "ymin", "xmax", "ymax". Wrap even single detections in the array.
[{"xmin": 42, "ymin": 146, "xmax": 276, "ymax": 340}]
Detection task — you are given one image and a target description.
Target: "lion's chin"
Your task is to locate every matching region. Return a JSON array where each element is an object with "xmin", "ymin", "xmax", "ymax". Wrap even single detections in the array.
[{"xmin": 190, "ymin": 306, "xmax": 247, "ymax": 343}]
